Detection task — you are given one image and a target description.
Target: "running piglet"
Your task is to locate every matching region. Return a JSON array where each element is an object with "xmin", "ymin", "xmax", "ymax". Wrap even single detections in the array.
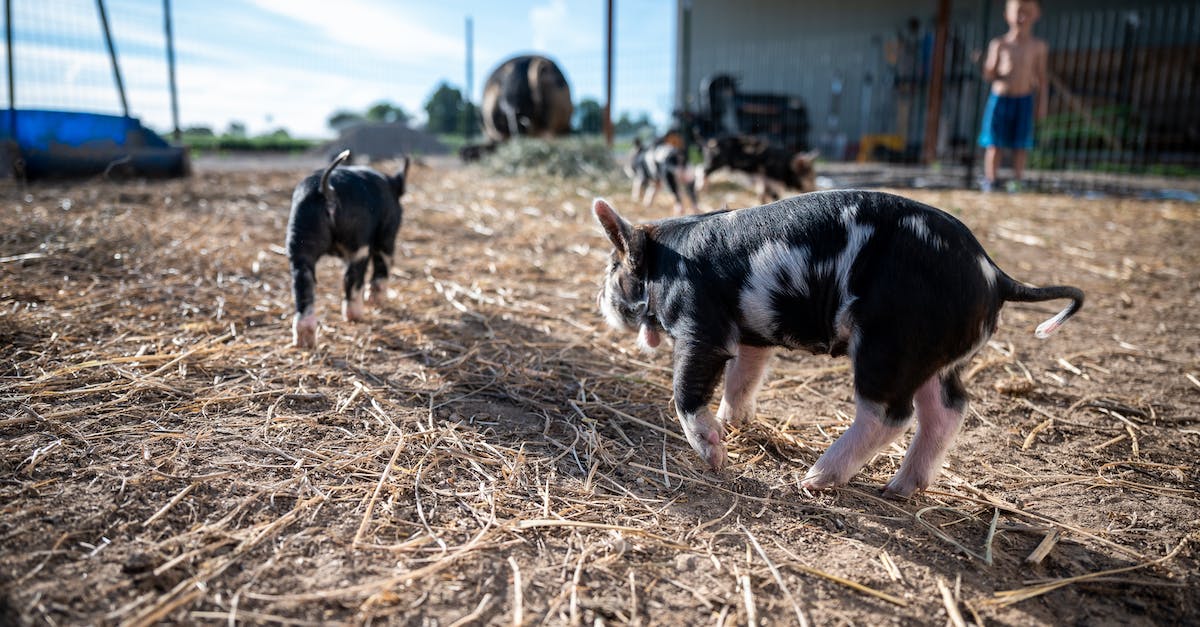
[{"xmin": 286, "ymin": 150, "xmax": 409, "ymax": 348}]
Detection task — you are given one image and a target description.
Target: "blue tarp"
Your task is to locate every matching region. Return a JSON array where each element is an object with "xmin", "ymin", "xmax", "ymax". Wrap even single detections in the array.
[{"xmin": 1, "ymin": 108, "xmax": 187, "ymax": 178}]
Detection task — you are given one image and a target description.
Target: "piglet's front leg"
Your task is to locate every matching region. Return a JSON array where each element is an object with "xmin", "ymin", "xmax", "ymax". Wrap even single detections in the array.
[
  {"xmin": 672, "ymin": 339, "xmax": 733, "ymax": 470},
  {"xmin": 716, "ymin": 345, "xmax": 774, "ymax": 428}
]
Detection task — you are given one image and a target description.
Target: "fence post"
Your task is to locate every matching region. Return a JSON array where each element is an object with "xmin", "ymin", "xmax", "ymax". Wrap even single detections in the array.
[
  {"xmin": 6, "ymin": 0, "xmax": 15, "ymax": 140},
  {"xmin": 95, "ymin": 0, "xmax": 130, "ymax": 118},
  {"xmin": 163, "ymin": 0, "xmax": 180, "ymax": 142},
  {"xmin": 965, "ymin": 0, "xmax": 992, "ymax": 188},
  {"xmin": 922, "ymin": 0, "xmax": 951, "ymax": 165},
  {"xmin": 603, "ymin": 0, "xmax": 614, "ymax": 147},
  {"xmin": 465, "ymin": 16, "xmax": 474, "ymax": 140}
]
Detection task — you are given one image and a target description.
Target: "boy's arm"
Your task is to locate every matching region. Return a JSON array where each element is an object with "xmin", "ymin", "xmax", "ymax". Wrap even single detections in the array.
[
  {"xmin": 1036, "ymin": 39, "xmax": 1049, "ymax": 119},
  {"xmin": 982, "ymin": 39, "xmax": 1000, "ymax": 82}
]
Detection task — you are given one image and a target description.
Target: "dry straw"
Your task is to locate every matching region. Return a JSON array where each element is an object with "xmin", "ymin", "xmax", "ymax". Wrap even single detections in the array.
[{"xmin": 1, "ymin": 163, "xmax": 1196, "ymax": 624}]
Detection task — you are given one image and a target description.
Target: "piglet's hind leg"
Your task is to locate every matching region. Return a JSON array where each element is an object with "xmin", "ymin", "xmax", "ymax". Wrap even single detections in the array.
[
  {"xmin": 884, "ymin": 372, "xmax": 966, "ymax": 497},
  {"xmin": 290, "ymin": 261, "xmax": 318, "ymax": 348},
  {"xmin": 366, "ymin": 249, "xmax": 393, "ymax": 308},
  {"xmin": 341, "ymin": 257, "xmax": 370, "ymax": 322},
  {"xmin": 802, "ymin": 396, "xmax": 908, "ymax": 490}
]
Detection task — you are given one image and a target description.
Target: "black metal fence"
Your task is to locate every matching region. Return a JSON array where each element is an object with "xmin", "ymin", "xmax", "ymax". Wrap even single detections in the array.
[
  {"xmin": 934, "ymin": 2, "xmax": 1200, "ymax": 179},
  {"xmin": 674, "ymin": 1, "xmax": 1200, "ymax": 188}
]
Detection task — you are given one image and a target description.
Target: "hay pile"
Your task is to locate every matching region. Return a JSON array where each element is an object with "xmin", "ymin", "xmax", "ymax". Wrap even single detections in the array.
[
  {"xmin": 0, "ymin": 165, "xmax": 1197, "ymax": 625},
  {"xmin": 482, "ymin": 137, "xmax": 617, "ymax": 179}
]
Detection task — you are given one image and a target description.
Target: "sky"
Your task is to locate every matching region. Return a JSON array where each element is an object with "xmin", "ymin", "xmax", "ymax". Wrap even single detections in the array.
[{"xmin": 3, "ymin": 0, "xmax": 676, "ymax": 138}]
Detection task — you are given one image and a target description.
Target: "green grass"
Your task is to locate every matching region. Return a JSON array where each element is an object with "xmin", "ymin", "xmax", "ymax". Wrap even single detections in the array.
[
  {"xmin": 172, "ymin": 132, "xmax": 319, "ymax": 153},
  {"xmin": 435, "ymin": 134, "xmax": 476, "ymax": 153}
]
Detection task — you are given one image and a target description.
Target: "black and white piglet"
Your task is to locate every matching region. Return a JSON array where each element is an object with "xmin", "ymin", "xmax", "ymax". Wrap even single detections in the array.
[
  {"xmin": 696, "ymin": 135, "xmax": 819, "ymax": 204},
  {"xmin": 626, "ymin": 135, "xmax": 698, "ymax": 215},
  {"xmin": 286, "ymin": 150, "xmax": 409, "ymax": 348},
  {"xmin": 594, "ymin": 191, "xmax": 1082, "ymax": 496}
]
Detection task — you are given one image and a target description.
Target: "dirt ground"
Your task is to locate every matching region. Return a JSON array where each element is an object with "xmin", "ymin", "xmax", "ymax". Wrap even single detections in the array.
[{"xmin": 1, "ymin": 158, "xmax": 1197, "ymax": 626}]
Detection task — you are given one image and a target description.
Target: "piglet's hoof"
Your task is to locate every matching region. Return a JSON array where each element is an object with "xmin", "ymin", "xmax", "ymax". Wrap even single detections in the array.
[
  {"xmin": 366, "ymin": 283, "xmax": 388, "ymax": 308},
  {"xmin": 342, "ymin": 299, "xmax": 365, "ymax": 322},
  {"xmin": 293, "ymin": 315, "xmax": 318, "ymax": 349},
  {"xmin": 680, "ymin": 409, "xmax": 727, "ymax": 471},
  {"xmin": 799, "ymin": 466, "xmax": 843, "ymax": 492},
  {"xmin": 700, "ymin": 439, "xmax": 727, "ymax": 471},
  {"xmin": 882, "ymin": 474, "xmax": 928, "ymax": 499},
  {"xmin": 716, "ymin": 401, "xmax": 755, "ymax": 428}
]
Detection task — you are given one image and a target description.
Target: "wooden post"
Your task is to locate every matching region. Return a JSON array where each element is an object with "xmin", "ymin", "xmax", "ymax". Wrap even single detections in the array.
[{"xmin": 922, "ymin": 0, "xmax": 951, "ymax": 164}]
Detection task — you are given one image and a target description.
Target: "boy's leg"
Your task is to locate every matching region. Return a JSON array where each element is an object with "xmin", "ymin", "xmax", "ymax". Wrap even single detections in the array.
[
  {"xmin": 978, "ymin": 92, "xmax": 1000, "ymax": 191},
  {"xmin": 1010, "ymin": 94, "xmax": 1035, "ymax": 187},
  {"xmin": 983, "ymin": 146, "xmax": 999, "ymax": 189}
]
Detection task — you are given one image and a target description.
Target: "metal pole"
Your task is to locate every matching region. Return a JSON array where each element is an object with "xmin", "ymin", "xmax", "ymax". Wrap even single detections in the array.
[
  {"xmin": 6, "ymin": 0, "xmax": 15, "ymax": 140},
  {"xmin": 603, "ymin": 0, "xmax": 613, "ymax": 147},
  {"xmin": 95, "ymin": 0, "xmax": 129, "ymax": 118},
  {"xmin": 163, "ymin": 0, "xmax": 180, "ymax": 141},
  {"xmin": 465, "ymin": 16, "xmax": 473, "ymax": 138}
]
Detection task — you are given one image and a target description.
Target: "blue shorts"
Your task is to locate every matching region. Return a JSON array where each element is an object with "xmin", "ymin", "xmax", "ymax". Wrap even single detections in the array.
[{"xmin": 978, "ymin": 93, "xmax": 1035, "ymax": 149}]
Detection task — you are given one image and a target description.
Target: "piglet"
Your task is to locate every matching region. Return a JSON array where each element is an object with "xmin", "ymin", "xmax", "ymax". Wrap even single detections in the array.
[
  {"xmin": 286, "ymin": 150, "xmax": 409, "ymax": 348},
  {"xmin": 594, "ymin": 191, "xmax": 1082, "ymax": 496},
  {"xmin": 626, "ymin": 135, "xmax": 698, "ymax": 215},
  {"xmin": 696, "ymin": 135, "xmax": 818, "ymax": 203}
]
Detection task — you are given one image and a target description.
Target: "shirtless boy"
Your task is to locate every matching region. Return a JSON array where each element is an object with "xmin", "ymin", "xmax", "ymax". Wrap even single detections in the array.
[{"xmin": 979, "ymin": 0, "xmax": 1048, "ymax": 192}]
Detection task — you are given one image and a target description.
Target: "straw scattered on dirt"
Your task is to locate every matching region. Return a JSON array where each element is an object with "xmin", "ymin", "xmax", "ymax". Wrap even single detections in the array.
[{"xmin": 1, "ymin": 156, "xmax": 1197, "ymax": 626}]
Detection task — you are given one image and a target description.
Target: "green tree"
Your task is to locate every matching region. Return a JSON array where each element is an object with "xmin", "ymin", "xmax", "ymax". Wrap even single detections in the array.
[
  {"xmin": 459, "ymin": 101, "xmax": 480, "ymax": 137},
  {"xmin": 366, "ymin": 101, "xmax": 410, "ymax": 125},
  {"xmin": 424, "ymin": 82, "xmax": 468, "ymax": 135},
  {"xmin": 575, "ymin": 98, "xmax": 603, "ymax": 135},
  {"xmin": 328, "ymin": 109, "xmax": 364, "ymax": 133},
  {"xmin": 614, "ymin": 112, "xmax": 652, "ymax": 136},
  {"xmin": 226, "ymin": 121, "xmax": 247, "ymax": 138}
]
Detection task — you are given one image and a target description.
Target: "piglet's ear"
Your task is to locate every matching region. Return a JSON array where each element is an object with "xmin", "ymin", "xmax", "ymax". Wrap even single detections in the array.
[
  {"xmin": 594, "ymin": 198, "xmax": 647, "ymax": 268},
  {"xmin": 594, "ymin": 198, "xmax": 631, "ymax": 255}
]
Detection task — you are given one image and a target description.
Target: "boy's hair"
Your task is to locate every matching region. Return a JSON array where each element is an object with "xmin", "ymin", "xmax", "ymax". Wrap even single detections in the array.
[{"xmin": 1005, "ymin": 0, "xmax": 1042, "ymax": 16}]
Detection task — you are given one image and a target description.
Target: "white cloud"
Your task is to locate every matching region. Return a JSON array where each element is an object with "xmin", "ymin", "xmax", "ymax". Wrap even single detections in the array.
[
  {"xmin": 529, "ymin": 0, "xmax": 600, "ymax": 55},
  {"xmin": 248, "ymin": 0, "xmax": 462, "ymax": 64},
  {"xmin": 529, "ymin": 0, "xmax": 568, "ymax": 51}
]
